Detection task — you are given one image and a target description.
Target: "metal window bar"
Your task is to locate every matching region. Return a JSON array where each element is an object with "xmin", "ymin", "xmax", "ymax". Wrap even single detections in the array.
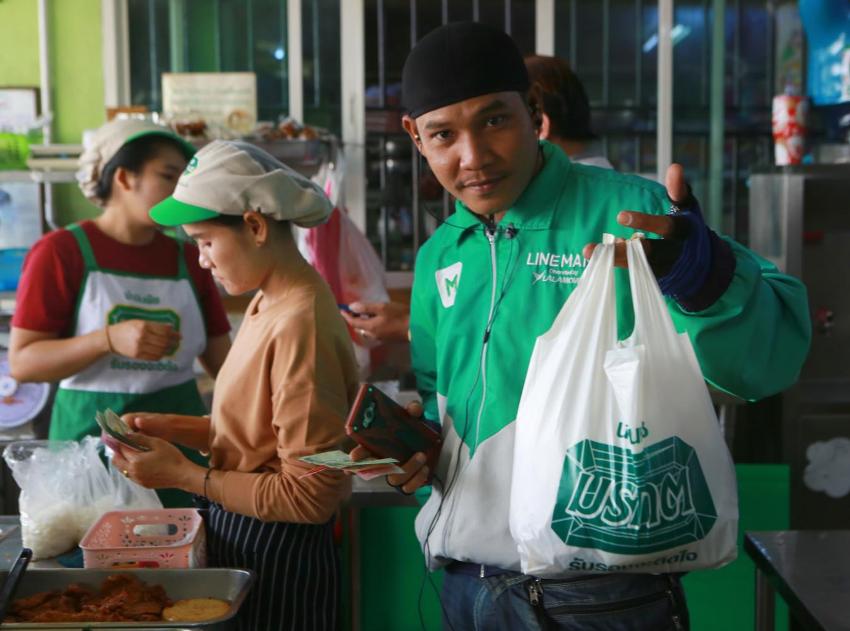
[
  {"xmin": 312, "ymin": 0, "xmax": 321, "ymax": 108},
  {"xmin": 281, "ymin": 0, "xmax": 288, "ymax": 110},
  {"xmin": 246, "ymin": 0, "xmax": 254, "ymax": 70},
  {"xmin": 148, "ymin": 1, "xmax": 159, "ymax": 107},
  {"xmin": 602, "ymin": 0, "xmax": 609, "ymax": 107},
  {"xmin": 377, "ymin": 0, "xmax": 388, "ymax": 265},
  {"xmin": 732, "ymin": 0, "xmax": 741, "ymax": 105},
  {"xmin": 729, "ymin": 136, "xmax": 737, "ymax": 236},
  {"xmin": 505, "ymin": 0, "xmax": 512, "ymax": 35},
  {"xmin": 701, "ymin": 0, "xmax": 710, "ymax": 106},
  {"xmin": 213, "ymin": 0, "xmax": 222, "ymax": 72},
  {"xmin": 635, "ymin": 0, "xmax": 643, "ymax": 172},
  {"xmin": 569, "ymin": 0, "xmax": 577, "ymax": 70},
  {"xmin": 766, "ymin": 0, "xmax": 776, "ymax": 101},
  {"xmin": 441, "ymin": 2, "xmax": 450, "ymax": 224},
  {"xmin": 637, "ymin": 0, "xmax": 643, "ymax": 103},
  {"xmin": 168, "ymin": 0, "xmax": 188, "ymax": 73},
  {"xmin": 411, "ymin": 0, "xmax": 421, "ymax": 255}
]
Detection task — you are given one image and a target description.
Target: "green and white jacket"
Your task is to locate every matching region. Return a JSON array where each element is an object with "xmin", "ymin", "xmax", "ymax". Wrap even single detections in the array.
[{"xmin": 410, "ymin": 141, "xmax": 811, "ymax": 571}]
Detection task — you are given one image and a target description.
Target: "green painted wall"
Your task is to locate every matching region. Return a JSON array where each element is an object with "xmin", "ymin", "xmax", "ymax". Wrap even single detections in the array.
[
  {"xmin": 0, "ymin": 0, "xmax": 104, "ymax": 226},
  {"xmin": 357, "ymin": 506, "xmax": 444, "ymax": 631},
  {"xmin": 0, "ymin": 0, "xmax": 40, "ymax": 86},
  {"xmin": 48, "ymin": 0, "xmax": 105, "ymax": 145},
  {"xmin": 49, "ymin": 0, "xmax": 105, "ymax": 225}
]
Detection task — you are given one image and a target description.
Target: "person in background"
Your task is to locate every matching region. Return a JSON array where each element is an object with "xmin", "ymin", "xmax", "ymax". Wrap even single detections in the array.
[
  {"xmin": 524, "ymin": 54, "xmax": 614, "ymax": 169},
  {"xmin": 341, "ymin": 299, "xmax": 409, "ymax": 343},
  {"xmin": 112, "ymin": 141, "xmax": 358, "ymax": 631},
  {"xmin": 355, "ymin": 21, "xmax": 810, "ymax": 629},
  {"xmin": 9, "ymin": 119, "xmax": 231, "ymax": 507}
]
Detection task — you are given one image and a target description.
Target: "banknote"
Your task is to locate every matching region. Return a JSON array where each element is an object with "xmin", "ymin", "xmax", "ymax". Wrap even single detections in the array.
[{"xmin": 299, "ymin": 450, "xmax": 398, "ymax": 470}]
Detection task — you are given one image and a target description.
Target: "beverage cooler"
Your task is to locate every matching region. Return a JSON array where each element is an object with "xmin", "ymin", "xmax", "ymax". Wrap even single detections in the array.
[{"xmin": 749, "ymin": 164, "xmax": 850, "ymax": 529}]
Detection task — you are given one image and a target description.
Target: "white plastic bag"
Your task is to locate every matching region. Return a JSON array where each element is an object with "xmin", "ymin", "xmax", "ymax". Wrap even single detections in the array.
[
  {"xmin": 509, "ymin": 235, "xmax": 738, "ymax": 577},
  {"xmin": 4, "ymin": 437, "xmax": 162, "ymax": 560}
]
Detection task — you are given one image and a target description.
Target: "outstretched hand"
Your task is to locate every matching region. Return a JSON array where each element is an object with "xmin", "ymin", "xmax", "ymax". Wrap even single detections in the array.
[{"xmin": 582, "ymin": 163, "xmax": 694, "ymax": 276}]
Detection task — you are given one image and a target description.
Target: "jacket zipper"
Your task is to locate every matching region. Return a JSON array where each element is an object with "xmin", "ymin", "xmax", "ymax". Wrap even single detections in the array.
[
  {"xmin": 474, "ymin": 226, "xmax": 499, "ymax": 450},
  {"xmin": 439, "ymin": 226, "xmax": 500, "ymax": 556}
]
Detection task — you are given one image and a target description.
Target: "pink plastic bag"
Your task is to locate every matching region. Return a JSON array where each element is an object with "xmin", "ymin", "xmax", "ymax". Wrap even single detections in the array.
[{"xmin": 299, "ymin": 207, "xmax": 389, "ymax": 309}]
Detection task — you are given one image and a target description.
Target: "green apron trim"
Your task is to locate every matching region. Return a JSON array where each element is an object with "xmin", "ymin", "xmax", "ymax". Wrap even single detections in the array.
[
  {"xmin": 67, "ymin": 223, "xmax": 98, "ymax": 269},
  {"xmin": 66, "ymin": 224, "xmax": 94, "ymax": 336},
  {"xmin": 50, "ymin": 380, "xmax": 205, "ymax": 440}
]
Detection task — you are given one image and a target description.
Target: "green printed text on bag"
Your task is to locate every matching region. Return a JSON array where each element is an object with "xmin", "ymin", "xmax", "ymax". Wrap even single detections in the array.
[{"xmin": 552, "ymin": 437, "xmax": 718, "ymax": 554}]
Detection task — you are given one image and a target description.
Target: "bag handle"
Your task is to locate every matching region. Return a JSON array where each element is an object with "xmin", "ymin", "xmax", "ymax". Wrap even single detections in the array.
[
  {"xmin": 626, "ymin": 237, "xmax": 681, "ymax": 348},
  {"xmin": 542, "ymin": 234, "xmax": 617, "ymax": 342}
]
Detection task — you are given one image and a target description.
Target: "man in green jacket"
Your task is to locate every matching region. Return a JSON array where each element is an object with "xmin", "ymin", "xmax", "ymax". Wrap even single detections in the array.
[{"xmin": 374, "ymin": 22, "xmax": 810, "ymax": 630}]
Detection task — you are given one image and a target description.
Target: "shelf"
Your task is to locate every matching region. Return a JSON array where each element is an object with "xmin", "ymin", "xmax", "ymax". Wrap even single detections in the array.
[{"xmin": 0, "ymin": 170, "xmax": 77, "ymax": 184}]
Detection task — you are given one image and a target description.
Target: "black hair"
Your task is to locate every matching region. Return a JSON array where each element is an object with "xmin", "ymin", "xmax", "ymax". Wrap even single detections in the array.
[
  {"xmin": 94, "ymin": 134, "xmax": 189, "ymax": 202},
  {"xmin": 524, "ymin": 55, "xmax": 596, "ymax": 141},
  {"xmin": 204, "ymin": 212, "xmax": 291, "ymax": 231},
  {"xmin": 205, "ymin": 213, "xmax": 246, "ymax": 227}
]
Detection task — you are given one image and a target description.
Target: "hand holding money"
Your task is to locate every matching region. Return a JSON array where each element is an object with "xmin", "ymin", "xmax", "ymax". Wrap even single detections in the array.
[{"xmin": 298, "ymin": 450, "xmax": 403, "ymax": 480}]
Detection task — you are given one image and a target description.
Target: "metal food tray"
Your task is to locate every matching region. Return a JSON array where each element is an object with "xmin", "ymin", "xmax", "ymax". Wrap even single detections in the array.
[{"xmin": 0, "ymin": 568, "xmax": 254, "ymax": 630}]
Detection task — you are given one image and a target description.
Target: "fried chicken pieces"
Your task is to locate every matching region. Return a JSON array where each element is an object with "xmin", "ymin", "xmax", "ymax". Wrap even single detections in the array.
[{"xmin": 6, "ymin": 574, "xmax": 170, "ymax": 623}]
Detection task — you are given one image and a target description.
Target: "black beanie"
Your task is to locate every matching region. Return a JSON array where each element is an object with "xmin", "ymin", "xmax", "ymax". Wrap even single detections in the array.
[{"xmin": 402, "ymin": 22, "xmax": 530, "ymax": 119}]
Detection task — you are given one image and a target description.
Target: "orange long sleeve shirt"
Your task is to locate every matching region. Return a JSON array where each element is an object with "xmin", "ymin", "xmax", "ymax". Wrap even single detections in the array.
[{"xmin": 205, "ymin": 263, "xmax": 358, "ymax": 523}]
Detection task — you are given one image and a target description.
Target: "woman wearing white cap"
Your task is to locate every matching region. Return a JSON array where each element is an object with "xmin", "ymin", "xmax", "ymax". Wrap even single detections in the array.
[
  {"xmin": 111, "ymin": 141, "xmax": 359, "ymax": 630},
  {"xmin": 9, "ymin": 119, "xmax": 232, "ymax": 506}
]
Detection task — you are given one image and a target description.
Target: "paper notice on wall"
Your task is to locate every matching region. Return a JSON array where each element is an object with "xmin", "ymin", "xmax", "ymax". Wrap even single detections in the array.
[
  {"xmin": 0, "ymin": 89, "xmax": 39, "ymax": 132},
  {"xmin": 162, "ymin": 72, "xmax": 257, "ymax": 135}
]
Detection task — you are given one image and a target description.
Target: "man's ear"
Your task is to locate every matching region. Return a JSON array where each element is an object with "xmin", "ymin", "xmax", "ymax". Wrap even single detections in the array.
[
  {"xmin": 242, "ymin": 211, "xmax": 270, "ymax": 245},
  {"xmin": 402, "ymin": 115, "xmax": 422, "ymax": 152},
  {"xmin": 539, "ymin": 112, "xmax": 552, "ymax": 141}
]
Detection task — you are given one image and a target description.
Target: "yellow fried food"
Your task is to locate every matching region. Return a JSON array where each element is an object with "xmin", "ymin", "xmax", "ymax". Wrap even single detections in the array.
[{"xmin": 162, "ymin": 598, "xmax": 230, "ymax": 622}]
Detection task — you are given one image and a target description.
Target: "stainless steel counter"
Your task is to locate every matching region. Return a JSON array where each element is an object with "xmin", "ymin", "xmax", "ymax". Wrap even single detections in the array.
[
  {"xmin": 0, "ymin": 516, "xmax": 62, "ymax": 570},
  {"xmin": 745, "ymin": 530, "xmax": 850, "ymax": 630}
]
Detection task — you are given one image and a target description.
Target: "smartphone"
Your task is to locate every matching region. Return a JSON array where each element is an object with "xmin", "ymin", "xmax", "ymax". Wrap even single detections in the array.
[{"xmin": 345, "ymin": 384, "xmax": 442, "ymax": 471}]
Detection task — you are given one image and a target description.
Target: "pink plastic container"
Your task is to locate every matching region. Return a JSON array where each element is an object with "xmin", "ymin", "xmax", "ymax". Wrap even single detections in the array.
[{"xmin": 80, "ymin": 508, "xmax": 207, "ymax": 569}]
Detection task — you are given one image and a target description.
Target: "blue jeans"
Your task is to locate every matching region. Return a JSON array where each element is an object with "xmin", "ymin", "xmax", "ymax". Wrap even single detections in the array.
[{"xmin": 441, "ymin": 567, "xmax": 689, "ymax": 631}]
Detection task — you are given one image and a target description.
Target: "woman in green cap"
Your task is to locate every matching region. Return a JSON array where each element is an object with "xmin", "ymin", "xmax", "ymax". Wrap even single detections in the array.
[{"xmin": 9, "ymin": 118, "xmax": 231, "ymax": 506}]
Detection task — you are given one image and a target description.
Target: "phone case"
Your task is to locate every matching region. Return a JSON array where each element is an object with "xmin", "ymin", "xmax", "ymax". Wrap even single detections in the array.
[{"xmin": 345, "ymin": 384, "xmax": 442, "ymax": 470}]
